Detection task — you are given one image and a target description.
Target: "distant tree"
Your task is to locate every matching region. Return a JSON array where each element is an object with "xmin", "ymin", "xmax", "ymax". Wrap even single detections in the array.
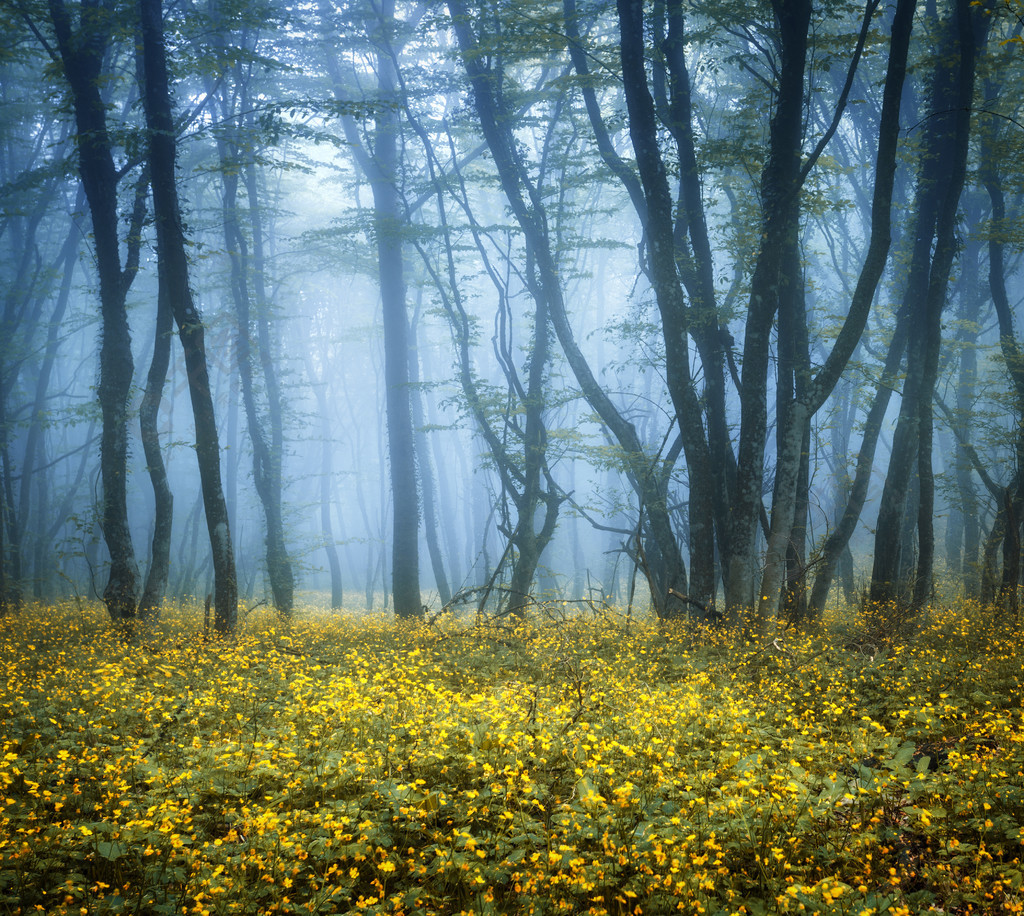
[
  {"xmin": 320, "ymin": 0, "xmax": 423, "ymax": 619},
  {"xmin": 206, "ymin": 1, "xmax": 295, "ymax": 617}
]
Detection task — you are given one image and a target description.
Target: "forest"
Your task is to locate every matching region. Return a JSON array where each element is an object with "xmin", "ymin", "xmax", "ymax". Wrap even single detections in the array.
[
  {"xmin": 2, "ymin": 0, "xmax": 1024, "ymax": 913},
  {"xmin": 1, "ymin": 0, "xmax": 1023, "ymax": 631}
]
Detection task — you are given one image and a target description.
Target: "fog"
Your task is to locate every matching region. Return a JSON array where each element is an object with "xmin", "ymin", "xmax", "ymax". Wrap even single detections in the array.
[{"xmin": 1, "ymin": 0, "xmax": 1022, "ymax": 628}]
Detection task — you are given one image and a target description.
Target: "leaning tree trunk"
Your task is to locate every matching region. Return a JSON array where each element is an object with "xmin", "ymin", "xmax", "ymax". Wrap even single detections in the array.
[
  {"xmin": 139, "ymin": 0, "xmax": 238, "ymax": 633},
  {"xmin": 443, "ymin": 0, "xmax": 686, "ymax": 617},
  {"xmin": 617, "ymin": 0, "xmax": 715, "ymax": 609}
]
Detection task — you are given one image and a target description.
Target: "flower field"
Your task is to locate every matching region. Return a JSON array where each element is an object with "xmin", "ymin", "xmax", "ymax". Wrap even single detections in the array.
[{"xmin": 0, "ymin": 600, "xmax": 1022, "ymax": 915}]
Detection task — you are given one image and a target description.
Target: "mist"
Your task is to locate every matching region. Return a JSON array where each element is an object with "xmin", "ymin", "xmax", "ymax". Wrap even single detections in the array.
[{"xmin": 1, "ymin": 0, "xmax": 1021, "ymax": 630}]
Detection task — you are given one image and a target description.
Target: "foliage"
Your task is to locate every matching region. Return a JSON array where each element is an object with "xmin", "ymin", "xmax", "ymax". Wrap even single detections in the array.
[{"xmin": 0, "ymin": 600, "xmax": 1022, "ymax": 915}]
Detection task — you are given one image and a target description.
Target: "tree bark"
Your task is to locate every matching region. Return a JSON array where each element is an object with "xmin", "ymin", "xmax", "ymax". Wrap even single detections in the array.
[
  {"xmin": 321, "ymin": 0, "xmax": 421, "ymax": 618},
  {"xmin": 870, "ymin": 0, "xmax": 981, "ymax": 610},
  {"xmin": 616, "ymin": 0, "xmax": 714, "ymax": 609},
  {"xmin": 137, "ymin": 219, "xmax": 173, "ymax": 620},
  {"xmin": 139, "ymin": 0, "xmax": 238, "ymax": 633},
  {"xmin": 979, "ymin": 73, "xmax": 1024, "ymax": 617},
  {"xmin": 211, "ymin": 73, "xmax": 295, "ymax": 617},
  {"xmin": 724, "ymin": 0, "xmax": 811, "ymax": 619},
  {"xmin": 48, "ymin": 0, "xmax": 143, "ymax": 621}
]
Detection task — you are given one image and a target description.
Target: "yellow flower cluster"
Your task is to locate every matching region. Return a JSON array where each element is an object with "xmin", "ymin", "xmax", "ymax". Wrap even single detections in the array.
[{"xmin": 0, "ymin": 597, "xmax": 1021, "ymax": 914}]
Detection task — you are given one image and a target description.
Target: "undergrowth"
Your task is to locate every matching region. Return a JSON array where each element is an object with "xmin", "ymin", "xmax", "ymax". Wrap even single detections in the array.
[{"xmin": 0, "ymin": 598, "xmax": 1022, "ymax": 915}]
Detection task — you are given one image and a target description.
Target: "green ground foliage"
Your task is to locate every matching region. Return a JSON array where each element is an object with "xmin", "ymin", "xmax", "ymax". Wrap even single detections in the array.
[{"xmin": 0, "ymin": 599, "xmax": 1022, "ymax": 915}]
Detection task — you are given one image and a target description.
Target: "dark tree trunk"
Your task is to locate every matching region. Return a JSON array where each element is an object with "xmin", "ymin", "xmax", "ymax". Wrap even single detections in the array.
[
  {"xmin": 871, "ymin": 0, "xmax": 981, "ymax": 610},
  {"xmin": 139, "ymin": 0, "xmax": 238, "ymax": 633},
  {"xmin": 48, "ymin": 0, "xmax": 143, "ymax": 621},
  {"xmin": 373, "ymin": 69, "xmax": 422, "ymax": 619},
  {"xmin": 721, "ymin": 0, "xmax": 811, "ymax": 617},
  {"xmin": 138, "ymin": 232, "xmax": 174, "ymax": 619},
  {"xmin": 790, "ymin": 0, "xmax": 914, "ymax": 617},
  {"xmin": 617, "ymin": 0, "xmax": 714, "ymax": 609},
  {"xmin": 948, "ymin": 227, "xmax": 983, "ymax": 595},
  {"xmin": 568, "ymin": 0, "xmax": 723, "ymax": 606},
  {"xmin": 980, "ymin": 73, "xmax": 1024, "ymax": 617},
  {"xmin": 440, "ymin": 0, "xmax": 683, "ymax": 617},
  {"xmin": 809, "ymin": 308, "xmax": 911, "ymax": 615}
]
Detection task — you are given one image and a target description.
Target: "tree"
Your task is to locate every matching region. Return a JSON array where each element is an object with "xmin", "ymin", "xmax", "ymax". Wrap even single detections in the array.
[
  {"xmin": 139, "ymin": 0, "xmax": 238, "ymax": 632},
  {"xmin": 320, "ymin": 0, "xmax": 423, "ymax": 619},
  {"xmin": 870, "ymin": 0, "xmax": 985, "ymax": 613},
  {"xmin": 46, "ymin": 0, "xmax": 147, "ymax": 621},
  {"xmin": 207, "ymin": 2, "xmax": 295, "ymax": 617}
]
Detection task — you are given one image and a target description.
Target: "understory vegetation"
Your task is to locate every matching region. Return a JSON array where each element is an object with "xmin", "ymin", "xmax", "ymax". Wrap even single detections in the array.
[{"xmin": 1, "ymin": 600, "xmax": 1022, "ymax": 915}]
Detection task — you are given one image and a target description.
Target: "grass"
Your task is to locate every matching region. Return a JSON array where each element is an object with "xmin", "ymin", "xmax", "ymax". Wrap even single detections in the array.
[{"xmin": 0, "ymin": 597, "xmax": 1022, "ymax": 915}]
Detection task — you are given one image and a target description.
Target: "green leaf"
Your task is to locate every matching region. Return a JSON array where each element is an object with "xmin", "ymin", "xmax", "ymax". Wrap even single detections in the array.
[{"xmin": 96, "ymin": 840, "xmax": 128, "ymax": 860}]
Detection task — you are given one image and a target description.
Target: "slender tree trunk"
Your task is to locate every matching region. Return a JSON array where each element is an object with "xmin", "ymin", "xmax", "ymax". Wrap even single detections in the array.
[
  {"xmin": 617, "ymin": 0, "xmax": 713, "ymax": 609},
  {"xmin": 568, "ymin": 0, "xmax": 721, "ymax": 604},
  {"xmin": 809, "ymin": 308, "xmax": 911, "ymax": 615},
  {"xmin": 138, "ymin": 234, "xmax": 174, "ymax": 619},
  {"xmin": 321, "ymin": 0, "xmax": 421, "ymax": 618},
  {"xmin": 243, "ymin": 147, "xmax": 294, "ymax": 616},
  {"xmin": 17, "ymin": 208, "xmax": 81, "ymax": 598},
  {"xmin": 948, "ymin": 228, "xmax": 982, "ymax": 595},
  {"xmin": 744, "ymin": 0, "xmax": 910, "ymax": 625},
  {"xmin": 139, "ymin": 0, "xmax": 238, "ymax": 632},
  {"xmin": 410, "ymin": 306, "xmax": 451, "ymax": 606},
  {"xmin": 442, "ymin": 0, "xmax": 683, "ymax": 617},
  {"xmin": 305, "ymin": 346, "xmax": 343, "ymax": 609},
  {"xmin": 980, "ymin": 72, "xmax": 1024, "ymax": 617},
  {"xmin": 213, "ymin": 94, "xmax": 294, "ymax": 617},
  {"xmin": 871, "ymin": 0, "xmax": 981, "ymax": 610},
  {"xmin": 48, "ymin": 0, "xmax": 144, "ymax": 621},
  {"xmin": 726, "ymin": 0, "xmax": 812, "ymax": 620}
]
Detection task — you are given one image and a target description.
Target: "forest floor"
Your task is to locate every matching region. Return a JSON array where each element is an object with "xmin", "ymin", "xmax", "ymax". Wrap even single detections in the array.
[{"xmin": 0, "ymin": 598, "xmax": 1022, "ymax": 916}]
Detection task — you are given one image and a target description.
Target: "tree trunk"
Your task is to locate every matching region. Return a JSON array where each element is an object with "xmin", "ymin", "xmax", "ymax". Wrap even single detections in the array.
[
  {"xmin": 212, "ymin": 80, "xmax": 294, "ymax": 617},
  {"xmin": 305, "ymin": 347, "xmax": 343, "ymax": 609},
  {"xmin": 410, "ymin": 304, "xmax": 452, "ymax": 606},
  {"xmin": 48, "ymin": 0, "xmax": 143, "ymax": 621},
  {"xmin": 617, "ymin": 0, "xmax": 714, "ymax": 609},
  {"xmin": 808, "ymin": 308, "xmax": 911, "ymax": 615},
  {"xmin": 871, "ymin": 0, "xmax": 981, "ymax": 611},
  {"xmin": 243, "ymin": 147, "xmax": 295, "ymax": 616},
  {"xmin": 979, "ymin": 70, "xmax": 1024, "ymax": 617},
  {"xmin": 321, "ymin": 0, "xmax": 421, "ymax": 618},
  {"xmin": 723, "ymin": 0, "xmax": 810, "ymax": 620},
  {"xmin": 139, "ymin": 0, "xmax": 238, "ymax": 633},
  {"xmin": 137, "ymin": 231, "xmax": 174, "ymax": 619}
]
